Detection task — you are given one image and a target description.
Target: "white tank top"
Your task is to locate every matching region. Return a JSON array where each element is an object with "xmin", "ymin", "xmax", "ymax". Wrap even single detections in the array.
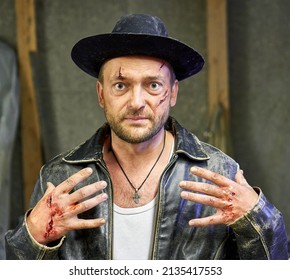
[
  {"xmin": 112, "ymin": 196, "xmax": 158, "ymax": 259},
  {"xmin": 112, "ymin": 137, "xmax": 174, "ymax": 259}
]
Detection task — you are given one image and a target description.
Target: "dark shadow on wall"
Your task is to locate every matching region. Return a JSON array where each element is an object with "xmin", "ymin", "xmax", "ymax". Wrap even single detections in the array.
[{"xmin": 228, "ymin": 1, "xmax": 290, "ymax": 240}]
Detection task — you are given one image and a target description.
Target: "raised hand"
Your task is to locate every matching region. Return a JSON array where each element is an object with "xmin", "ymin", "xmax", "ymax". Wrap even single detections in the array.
[
  {"xmin": 179, "ymin": 166, "xmax": 259, "ymax": 227},
  {"xmin": 26, "ymin": 167, "xmax": 108, "ymax": 244}
]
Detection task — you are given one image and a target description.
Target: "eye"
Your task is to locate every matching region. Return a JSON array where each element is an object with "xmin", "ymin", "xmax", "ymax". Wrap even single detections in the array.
[
  {"xmin": 149, "ymin": 82, "xmax": 161, "ymax": 91},
  {"xmin": 114, "ymin": 82, "xmax": 126, "ymax": 91}
]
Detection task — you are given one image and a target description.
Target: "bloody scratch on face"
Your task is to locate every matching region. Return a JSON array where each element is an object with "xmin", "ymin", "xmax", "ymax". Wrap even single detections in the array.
[
  {"xmin": 159, "ymin": 63, "xmax": 165, "ymax": 70},
  {"xmin": 158, "ymin": 89, "xmax": 169, "ymax": 106},
  {"xmin": 118, "ymin": 67, "xmax": 123, "ymax": 79}
]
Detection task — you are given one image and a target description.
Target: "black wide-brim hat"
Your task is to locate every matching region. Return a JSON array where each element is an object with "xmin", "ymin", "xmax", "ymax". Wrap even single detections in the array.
[{"xmin": 71, "ymin": 14, "xmax": 204, "ymax": 81}]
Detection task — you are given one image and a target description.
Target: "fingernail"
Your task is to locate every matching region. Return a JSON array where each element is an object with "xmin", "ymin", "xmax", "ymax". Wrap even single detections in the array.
[
  {"xmin": 179, "ymin": 181, "xmax": 186, "ymax": 188},
  {"xmin": 189, "ymin": 220, "xmax": 196, "ymax": 226},
  {"xmin": 100, "ymin": 181, "xmax": 107, "ymax": 189},
  {"xmin": 99, "ymin": 218, "xmax": 106, "ymax": 224},
  {"xmin": 180, "ymin": 191, "xmax": 188, "ymax": 198},
  {"xmin": 86, "ymin": 167, "xmax": 93, "ymax": 174},
  {"xmin": 191, "ymin": 166, "xmax": 198, "ymax": 172},
  {"xmin": 101, "ymin": 193, "xmax": 108, "ymax": 200}
]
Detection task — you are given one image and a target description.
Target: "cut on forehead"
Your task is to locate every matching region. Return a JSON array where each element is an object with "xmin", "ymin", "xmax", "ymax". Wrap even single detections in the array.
[{"xmin": 98, "ymin": 55, "xmax": 176, "ymax": 84}]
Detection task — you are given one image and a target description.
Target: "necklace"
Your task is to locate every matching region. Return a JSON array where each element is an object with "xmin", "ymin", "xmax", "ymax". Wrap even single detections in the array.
[{"xmin": 110, "ymin": 132, "xmax": 166, "ymax": 204}]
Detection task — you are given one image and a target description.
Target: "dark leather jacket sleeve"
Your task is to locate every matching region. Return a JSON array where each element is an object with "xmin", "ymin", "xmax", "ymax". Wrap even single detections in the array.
[{"xmin": 230, "ymin": 188, "xmax": 288, "ymax": 259}]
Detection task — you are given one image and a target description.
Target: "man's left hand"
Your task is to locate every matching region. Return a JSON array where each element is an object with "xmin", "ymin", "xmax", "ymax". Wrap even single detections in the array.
[{"xmin": 179, "ymin": 166, "xmax": 259, "ymax": 226}]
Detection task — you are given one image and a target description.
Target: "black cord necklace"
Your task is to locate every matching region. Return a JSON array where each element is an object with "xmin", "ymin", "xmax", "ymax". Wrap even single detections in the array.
[{"xmin": 110, "ymin": 132, "xmax": 166, "ymax": 204}]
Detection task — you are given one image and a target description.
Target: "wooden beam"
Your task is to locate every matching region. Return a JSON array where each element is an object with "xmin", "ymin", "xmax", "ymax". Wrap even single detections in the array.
[
  {"xmin": 15, "ymin": 0, "xmax": 43, "ymax": 210},
  {"xmin": 206, "ymin": 0, "xmax": 232, "ymax": 154}
]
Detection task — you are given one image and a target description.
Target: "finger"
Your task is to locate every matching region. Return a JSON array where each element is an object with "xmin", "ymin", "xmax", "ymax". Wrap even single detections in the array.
[
  {"xmin": 67, "ymin": 181, "xmax": 107, "ymax": 205},
  {"xmin": 180, "ymin": 191, "xmax": 231, "ymax": 209},
  {"xmin": 72, "ymin": 217, "xmax": 107, "ymax": 230},
  {"xmin": 54, "ymin": 168, "xmax": 94, "ymax": 195},
  {"xmin": 188, "ymin": 214, "xmax": 223, "ymax": 227},
  {"xmin": 68, "ymin": 192, "xmax": 108, "ymax": 216},
  {"xmin": 46, "ymin": 182, "xmax": 56, "ymax": 193},
  {"xmin": 44, "ymin": 182, "xmax": 57, "ymax": 207},
  {"xmin": 43, "ymin": 182, "xmax": 56, "ymax": 203},
  {"xmin": 235, "ymin": 169, "xmax": 248, "ymax": 186},
  {"xmin": 190, "ymin": 166, "xmax": 237, "ymax": 188},
  {"xmin": 179, "ymin": 181, "xmax": 224, "ymax": 198}
]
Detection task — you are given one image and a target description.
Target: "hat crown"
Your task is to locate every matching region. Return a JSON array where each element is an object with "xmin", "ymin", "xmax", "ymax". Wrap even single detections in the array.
[
  {"xmin": 112, "ymin": 14, "xmax": 168, "ymax": 37},
  {"xmin": 71, "ymin": 13, "xmax": 204, "ymax": 81}
]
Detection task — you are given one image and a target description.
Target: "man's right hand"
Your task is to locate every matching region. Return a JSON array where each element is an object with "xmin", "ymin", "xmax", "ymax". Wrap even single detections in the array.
[{"xmin": 26, "ymin": 167, "xmax": 108, "ymax": 245}]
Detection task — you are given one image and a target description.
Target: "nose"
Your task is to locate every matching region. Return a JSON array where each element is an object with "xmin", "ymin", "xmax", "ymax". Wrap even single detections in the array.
[{"xmin": 127, "ymin": 85, "xmax": 146, "ymax": 110}]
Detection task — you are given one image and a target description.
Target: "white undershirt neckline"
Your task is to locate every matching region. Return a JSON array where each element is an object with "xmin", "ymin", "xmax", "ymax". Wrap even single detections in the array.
[
  {"xmin": 113, "ymin": 196, "xmax": 158, "ymax": 260},
  {"xmin": 112, "ymin": 135, "xmax": 175, "ymax": 260}
]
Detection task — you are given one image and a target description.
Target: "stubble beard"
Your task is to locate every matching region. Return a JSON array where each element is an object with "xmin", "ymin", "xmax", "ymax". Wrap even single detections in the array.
[{"xmin": 104, "ymin": 107, "xmax": 169, "ymax": 144}]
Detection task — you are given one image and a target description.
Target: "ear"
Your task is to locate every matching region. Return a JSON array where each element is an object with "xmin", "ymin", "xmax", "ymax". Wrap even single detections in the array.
[
  {"xmin": 96, "ymin": 81, "xmax": 104, "ymax": 108},
  {"xmin": 170, "ymin": 80, "xmax": 179, "ymax": 107}
]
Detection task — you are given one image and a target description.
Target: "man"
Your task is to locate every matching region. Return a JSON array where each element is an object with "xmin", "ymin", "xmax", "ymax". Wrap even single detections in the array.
[{"xmin": 5, "ymin": 14, "xmax": 288, "ymax": 259}]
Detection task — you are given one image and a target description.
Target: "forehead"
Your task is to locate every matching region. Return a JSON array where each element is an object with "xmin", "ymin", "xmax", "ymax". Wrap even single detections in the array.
[{"xmin": 101, "ymin": 55, "xmax": 173, "ymax": 79}]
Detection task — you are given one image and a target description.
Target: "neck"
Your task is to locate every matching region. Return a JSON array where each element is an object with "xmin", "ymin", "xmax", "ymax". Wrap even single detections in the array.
[
  {"xmin": 110, "ymin": 129, "xmax": 166, "ymax": 160},
  {"xmin": 104, "ymin": 127, "xmax": 174, "ymax": 207}
]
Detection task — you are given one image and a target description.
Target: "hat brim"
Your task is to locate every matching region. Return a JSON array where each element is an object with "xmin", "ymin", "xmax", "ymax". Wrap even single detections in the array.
[{"xmin": 71, "ymin": 33, "xmax": 204, "ymax": 81}]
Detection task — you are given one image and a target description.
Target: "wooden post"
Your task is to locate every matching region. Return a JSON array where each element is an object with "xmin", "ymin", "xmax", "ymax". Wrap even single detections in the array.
[
  {"xmin": 15, "ymin": 0, "xmax": 43, "ymax": 210},
  {"xmin": 206, "ymin": 0, "xmax": 232, "ymax": 154}
]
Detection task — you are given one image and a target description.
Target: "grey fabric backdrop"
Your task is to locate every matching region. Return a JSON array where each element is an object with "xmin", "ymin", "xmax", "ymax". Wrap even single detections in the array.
[{"xmin": 0, "ymin": 41, "xmax": 19, "ymax": 260}]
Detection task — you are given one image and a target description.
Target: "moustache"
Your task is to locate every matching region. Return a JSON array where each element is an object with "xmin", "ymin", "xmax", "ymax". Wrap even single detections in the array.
[{"xmin": 120, "ymin": 109, "xmax": 153, "ymax": 119}]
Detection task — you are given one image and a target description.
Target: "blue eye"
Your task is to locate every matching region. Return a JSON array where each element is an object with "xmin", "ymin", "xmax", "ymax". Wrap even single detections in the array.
[
  {"xmin": 114, "ymin": 83, "xmax": 125, "ymax": 90},
  {"xmin": 150, "ymin": 82, "xmax": 161, "ymax": 90}
]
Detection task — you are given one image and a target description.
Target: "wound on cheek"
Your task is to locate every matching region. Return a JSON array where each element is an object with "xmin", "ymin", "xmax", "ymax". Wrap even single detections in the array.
[{"xmin": 158, "ymin": 90, "xmax": 169, "ymax": 106}]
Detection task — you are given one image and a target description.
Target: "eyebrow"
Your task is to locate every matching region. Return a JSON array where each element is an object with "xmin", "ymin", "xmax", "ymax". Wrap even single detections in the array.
[
  {"xmin": 144, "ymin": 76, "xmax": 166, "ymax": 84},
  {"xmin": 109, "ymin": 74, "xmax": 165, "ymax": 83}
]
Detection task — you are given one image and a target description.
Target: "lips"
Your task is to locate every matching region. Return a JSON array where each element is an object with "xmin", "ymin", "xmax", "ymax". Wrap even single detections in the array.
[
  {"xmin": 125, "ymin": 116, "xmax": 148, "ymax": 120},
  {"xmin": 123, "ymin": 116, "xmax": 150, "ymax": 126}
]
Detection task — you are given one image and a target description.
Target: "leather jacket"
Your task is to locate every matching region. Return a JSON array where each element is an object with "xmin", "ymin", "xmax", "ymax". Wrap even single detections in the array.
[{"xmin": 5, "ymin": 117, "xmax": 288, "ymax": 259}]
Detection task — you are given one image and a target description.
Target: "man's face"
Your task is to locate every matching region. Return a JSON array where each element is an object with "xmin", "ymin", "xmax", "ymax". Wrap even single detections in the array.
[{"xmin": 97, "ymin": 56, "xmax": 178, "ymax": 144}]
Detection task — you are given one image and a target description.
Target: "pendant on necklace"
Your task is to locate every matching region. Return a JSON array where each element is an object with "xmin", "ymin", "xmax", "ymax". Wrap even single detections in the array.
[{"xmin": 133, "ymin": 191, "xmax": 140, "ymax": 204}]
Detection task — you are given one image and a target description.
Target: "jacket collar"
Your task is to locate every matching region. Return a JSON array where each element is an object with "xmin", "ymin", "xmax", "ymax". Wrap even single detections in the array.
[
  {"xmin": 167, "ymin": 117, "xmax": 210, "ymax": 160},
  {"xmin": 63, "ymin": 116, "xmax": 209, "ymax": 163}
]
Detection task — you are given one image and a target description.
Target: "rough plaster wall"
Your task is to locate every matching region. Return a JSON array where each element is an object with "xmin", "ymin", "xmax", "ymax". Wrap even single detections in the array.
[{"xmin": 228, "ymin": 1, "xmax": 290, "ymax": 238}]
